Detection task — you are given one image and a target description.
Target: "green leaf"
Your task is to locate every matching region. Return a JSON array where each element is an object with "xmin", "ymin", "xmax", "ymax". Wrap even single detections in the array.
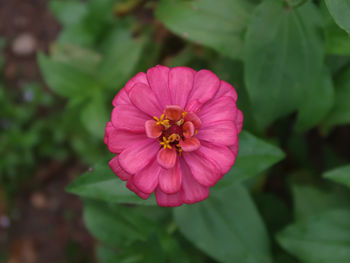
[
  {"xmin": 156, "ymin": 0, "xmax": 254, "ymax": 59},
  {"xmin": 97, "ymin": 26, "xmax": 146, "ymax": 89},
  {"xmin": 218, "ymin": 131, "xmax": 285, "ymax": 187},
  {"xmin": 324, "ymin": 64, "xmax": 350, "ymax": 127},
  {"xmin": 37, "ymin": 51, "xmax": 98, "ymax": 98},
  {"xmin": 83, "ymin": 201, "xmax": 156, "ymax": 247},
  {"xmin": 295, "ymin": 67, "xmax": 334, "ymax": 131},
  {"xmin": 66, "ymin": 164, "xmax": 157, "ymax": 205},
  {"xmin": 49, "ymin": 0, "xmax": 87, "ymax": 26},
  {"xmin": 325, "ymin": 0, "xmax": 350, "ymax": 35},
  {"xmin": 291, "ymin": 183, "xmax": 350, "ymax": 221},
  {"xmin": 244, "ymin": 0, "xmax": 324, "ymax": 128},
  {"xmin": 81, "ymin": 93, "xmax": 108, "ymax": 138},
  {"xmin": 174, "ymin": 183, "xmax": 272, "ymax": 263},
  {"xmin": 277, "ymin": 209, "xmax": 350, "ymax": 263},
  {"xmin": 324, "ymin": 165, "xmax": 350, "ymax": 189}
]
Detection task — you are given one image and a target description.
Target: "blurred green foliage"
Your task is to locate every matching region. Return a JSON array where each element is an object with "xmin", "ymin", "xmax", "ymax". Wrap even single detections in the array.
[{"xmin": 1, "ymin": 0, "xmax": 350, "ymax": 262}]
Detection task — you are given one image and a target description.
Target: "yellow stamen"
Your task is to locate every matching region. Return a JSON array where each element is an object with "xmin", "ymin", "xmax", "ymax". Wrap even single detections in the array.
[
  {"xmin": 168, "ymin": 133, "xmax": 180, "ymax": 142},
  {"xmin": 159, "ymin": 136, "xmax": 172, "ymax": 149},
  {"xmin": 176, "ymin": 144, "xmax": 183, "ymax": 157},
  {"xmin": 153, "ymin": 114, "xmax": 170, "ymax": 128},
  {"xmin": 195, "ymin": 129, "xmax": 198, "ymax": 135},
  {"xmin": 182, "ymin": 112, "xmax": 187, "ymax": 118}
]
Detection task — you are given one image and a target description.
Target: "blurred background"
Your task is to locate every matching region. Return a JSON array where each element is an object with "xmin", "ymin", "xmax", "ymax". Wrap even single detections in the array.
[{"xmin": 1, "ymin": 0, "xmax": 350, "ymax": 263}]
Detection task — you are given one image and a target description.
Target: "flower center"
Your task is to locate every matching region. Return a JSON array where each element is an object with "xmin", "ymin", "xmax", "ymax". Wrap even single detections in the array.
[{"xmin": 148, "ymin": 105, "xmax": 201, "ymax": 156}]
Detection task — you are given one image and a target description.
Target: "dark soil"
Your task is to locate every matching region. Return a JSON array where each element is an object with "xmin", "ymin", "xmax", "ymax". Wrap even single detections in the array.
[{"xmin": 0, "ymin": 0, "xmax": 95, "ymax": 262}]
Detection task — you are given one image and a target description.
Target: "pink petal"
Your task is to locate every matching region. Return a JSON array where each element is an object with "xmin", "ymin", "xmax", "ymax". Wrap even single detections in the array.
[
  {"xmin": 184, "ymin": 151, "xmax": 221, "ymax": 187},
  {"xmin": 214, "ymin": 80, "xmax": 238, "ymax": 102},
  {"xmin": 169, "ymin": 67, "xmax": 195, "ymax": 109},
  {"xmin": 108, "ymin": 156, "xmax": 130, "ymax": 181},
  {"xmin": 147, "ymin": 65, "xmax": 171, "ymax": 109},
  {"xmin": 127, "ymin": 175, "xmax": 151, "ymax": 200},
  {"xmin": 157, "ymin": 148, "xmax": 177, "ymax": 169},
  {"xmin": 155, "ymin": 187, "xmax": 183, "ymax": 207},
  {"xmin": 180, "ymin": 159, "xmax": 209, "ymax": 204},
  {"xmin": 197, "ymin": 142, "xmax": 236, "ymax": 174},
  {"xmin": 111, "ymin": 105, "xmax": 149, "ymax": 132},
  {"xmin": 186, "ymin": 69, "xmax": 220, "ymax": 109},
  {"xmin": 182, "ymin": 121, "xmax": 195, "ymax": 138},
  {"xmin": 184, "ymin": 112, "xmax": 202, "ymax": 129},
  {"xmin": 112, "ymin": 72, "xmax": 148, "ymax": 106},
  {"xmin": 107, "ymin": 129, "xmax": 148, "ymax": 154},
  {"xmin": 235, "ymin": 109, "xmax": 243, "ymax": 133},
  {"xmin": 133, "ymin": 159, "xmax": 161, "ymax": 194},
  {"xmin": 230, "ymin": 142, "xmax": 239, "ymax": 157},
  {"xmin": 165, "ymin": 105, "xmax": 183, "ymax": 121},
  {"xmin": 145, "ymin": 120, "xmax": 162, "ymax": 139},
  {"xmin": 129, "ymin": 83, "xmax": 162, "ymax": 117},
  {"xmin": 185, "ymin": 99, "xmax": 201, "ymax": 113},
  {"xmin": 159, "ymin": 160, "xmax": 182, "ymax": 194},
  {"xmin": 112, "ymin": 89, "xmax": 131, "ymax": 106},
  {"xmin": 119, "ymin": 139, "xmax": 159, "ymax": 174},
  {"xmin": 197, "ymin": 120, "xmax": 237, "ymax": 146},
  {"xmin": 104, "ymin": 122, "xmax": 114, "ymax": 145},
  {"xmin": 198, "ymin": 96, "xmax": 237, "ymax": 124},
  {"xmin": 179, "ymin": 137, "xmax": 201, "ymax": 152}
]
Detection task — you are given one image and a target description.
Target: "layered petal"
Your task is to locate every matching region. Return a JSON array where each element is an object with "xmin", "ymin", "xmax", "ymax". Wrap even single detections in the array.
[
  {"xmin": 165, "ymin": 105, "xmax": 183, "ymax": 121},
  {"xmin": 169, "ymin": 67, "xmax": 195, "ymax": 109},
  {"xmin": 235, "ymin": 109, "xmax": 243, "ymax": 134},
  {"xmin": 107, "ymin": 129, "xmax": 147, "ymax": 153},
  {"xmin": 184, "ymin": 151, "xmax": 221, "ymax": 187},
  {"xmin": 197, "ymin": 142, "xmax": 236, "ymax": 174},
  {"xmin": 112, "ymin": 72, "xmax": 148, "ymax": 106},
  {"xmin": 214, "ymin": 80, "xmax": 238, "ymax": 101},
  {"xmin": 129, "ymin": 83, "xmax": 162, "ymax": 117},
  {"xmin": 104, "ymin": 122, "xmax": 114, "ymax": 144},
  {"xmin": 184, "ymin": 112, "xmax": 201, "ymax": 129},
  {"xmin": 157, "ymin": 148, "xmax": 177, "ymax": 169},
  {"xmin": 111, "ymin": 105, "xmax": 149, "ymax": 132},
  {"xmin": 145, "ymin": 120, "xmax": 163, "ymax": 139},
  {"xmin": 119, "ymin": 139, "xmax": 159, "ymax": 174},
  {"xmin": 108, "ymin": 156, "xmax": 130, "ymax": 181},
  {"xmin": 197, "ymin": 120, "xmax": 237, "ymax": 146},
  {"xmin": 180, "ymin": 159, "xmax": 209, "ymax": 204},
  {"xmin": 127, "ymin": 175, "xmax": 151, "ymax": 200},
  {"xmin": 159, "ymin": 160, "xmax": 182, "ymax": 194},
  {"xmin": 155, "ymin": 187, "xmax": 183, "ymax": 207},
  {"xmin": 133, "ymin": 158, "xmax": 161, "ymax": 194},
  {"xmin": 186, "ymin": 69, "xmax": 220, "ymax": 110},
  {"xmin": 182, "ymin": 121, "xmax": 195, "ymax": 138},
  {"xmin": 179, "ymin": 137, "xmax": 200, "ymax": 152},
  {"xmin": 199, "ymin": 96, "xmax": 237, "ymax": 124},
  {"xmin": 147, "ymin": 65, "xmax": 171, "ymax": 108}
]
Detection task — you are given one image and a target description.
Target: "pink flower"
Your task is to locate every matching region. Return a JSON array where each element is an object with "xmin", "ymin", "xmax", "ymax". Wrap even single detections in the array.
[{"xmin": 104, "ymin": 65, "xmax": 243, "ymax": 207}]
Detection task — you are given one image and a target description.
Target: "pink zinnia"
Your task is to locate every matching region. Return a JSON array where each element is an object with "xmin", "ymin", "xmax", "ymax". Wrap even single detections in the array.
[{"xmin": 104, "ymin": 65, "xmax": 243, "ymax": 207}]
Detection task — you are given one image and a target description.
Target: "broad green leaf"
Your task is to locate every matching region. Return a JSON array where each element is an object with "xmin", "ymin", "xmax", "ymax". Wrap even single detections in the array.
[
  {"xmin": 321, "ymin": 1, "xmax": 350, "ymax": 55},
  {"xmin": 324, "ymin": 165, "xmax": 350, "ymax": 189},
  {"xmin": 295, "ymin": 67, "xmax": 334, "ymax": 131},
  {"xmin": 291, "ymin": 183, "xmax": 350, "ymax": 221},
  {"xmin": 244, "ymin": 0, "xmax": 324, "ymax": 128},
  {"xmin": 83, "ymin": 201, "xmax": 156, "ymax": 247},
  {"xmin": 49, "ymin": 0, "xmax": 87, "ymax": 26},
  {"xmin": 218, "ymin": 131, "xmax": 285, "ymax": 187},
  {"xmin": 38, "ymin": 52, "xmax": 98, "ymax": 98},
  {"xmin": 174, "ymin": 183, "xmax": 272, "ymax": 263},
  {"xmin": 324, "ymin": 65, "xmax": 350, "ymax": 127},
  {"xmin": 81, "ymin": 93, "xmax": 108, "ymax": 138},
  {"xmin": 325, "ymin": 0, "xmax": 350, "ymax": 35},
  {"xmin": 156, "ymin": 0, "xmax": 254, "ymax": 59},
  {"xmin": 97, "ymin": 26, "xmax": 146, "ymax": 89},
  {"xmin": 277, "ymin": 209, "xmax": 350, "ymax": 263},
  {"xmin": 66, "ymin": 164, "xmax": 157, "ymax": 205}
]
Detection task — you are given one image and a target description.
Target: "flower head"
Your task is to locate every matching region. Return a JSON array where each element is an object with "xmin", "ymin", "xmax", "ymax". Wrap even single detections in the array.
[{"xmin": 104, "ymin": 65, "xmax": 243, "ymax": 207}]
